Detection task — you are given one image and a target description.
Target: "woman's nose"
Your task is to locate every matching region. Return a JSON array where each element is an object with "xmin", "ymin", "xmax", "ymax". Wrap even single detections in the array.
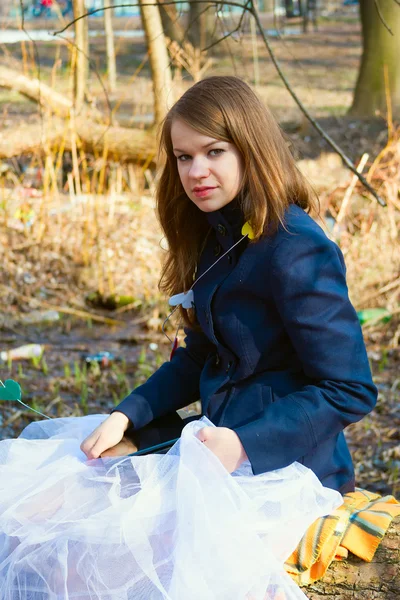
[{"xmin": 188, "ymin": 156, "xmax": 209, "ymax": 179}]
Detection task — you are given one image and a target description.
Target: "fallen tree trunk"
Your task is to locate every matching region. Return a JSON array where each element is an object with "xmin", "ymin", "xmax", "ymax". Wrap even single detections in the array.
[
  {"xmin": 0, "ymin": 64, "xmax": 156, "ymax": 162},
  {"xmin": 0, "ymin": 65, "xmax": 72, "ymax": 118},
  {"xmin": 0, "ymin": 118, "xmax": 156, "ymax": 162},
  {"xmin": 305, "ymin": 515, "xmax": 400, "ymax": 599}
]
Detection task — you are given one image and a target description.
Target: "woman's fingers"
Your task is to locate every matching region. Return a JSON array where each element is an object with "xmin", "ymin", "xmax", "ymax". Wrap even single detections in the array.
[
  {"xmin": 80, "ymin": 414, "xmax": 130, "ymax": 459},
  {"xmin": 196, "ymin": 426, "xmax": 248, "ymax": 473},
  {"xmin": 196, "ymin": 426, "xmax": 213, "ymax": 443},
  {"xmin": 85, "ymin": 436, "xmax": 105, "ymax": 460},
  {"xmin": 100, "ymin": 437, "xmax": 138, "ymax": 458},
  {"xmin": 80, "ymin": 430, "xmax": 101, "ymax": 459},
  {"xmin": 82, "ymin": 431, "xmax": 117, "ymax": 460}
]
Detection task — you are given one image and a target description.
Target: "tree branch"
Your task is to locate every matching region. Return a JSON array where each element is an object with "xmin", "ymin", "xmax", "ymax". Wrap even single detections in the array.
[
  {"xmin": 215, "ymin": 9, "xmax": 239, "ymax": 75},
  {"xmin": 374, "ymin": 0, "xmax": 394, "ymax": 35},
  {"xmin": 248, "ymin": 0, "xmax": 386, "ymax": 207},
  {"xmin": 52, "ymin": 1, "xmax": 253, "ymax": 36},
  {"xmin": 202, "ymin": 1, "xmax": 250, "ymax": 52},
  {"xmin": 45, "ymin": 1, "xmax": 389, "ymax": 206},
  {"xmin": 0, "ymin": 65, "xmax": 72, "ymax": 116},
  {"xmin": 18, "ymin": 0, "xmax": 44, "ymax": 132}
]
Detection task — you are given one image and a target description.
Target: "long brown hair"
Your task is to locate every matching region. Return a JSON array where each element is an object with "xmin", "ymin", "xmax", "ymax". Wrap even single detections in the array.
[{"xmin": 156, "ymin": 76, "xmax": 318, "ymax": 327}]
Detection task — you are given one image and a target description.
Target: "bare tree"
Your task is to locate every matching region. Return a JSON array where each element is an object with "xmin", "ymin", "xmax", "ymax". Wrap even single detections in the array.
[
  {"xmin": 72, "ymin": 0, "xmax": 89, "ymax": 111},
  {"xmin": 157, "ymin": 0, "xmax": 185, "ymax": 44},
  {"xmin": 350, "ymin": 0, "xmax": 400, "ymax": 118},
  {"xmin": 0, "ymin": 0, "xmax": 13, "ymax": 20},
  {"xmin": 103, "ymin": 0, "xmax": 117, "ymax": 93},
  {"xmin": 187, "ymin": 1, "xmax": 207, "ymax": 49},
  {"xmin": 139, "ymin": 0, "xmax": 173, "ymax": 126}
]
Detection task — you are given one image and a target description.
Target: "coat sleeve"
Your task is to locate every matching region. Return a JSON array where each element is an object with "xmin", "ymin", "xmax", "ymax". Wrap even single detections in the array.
[
  {"xmin": 234, "ymin": 231, "xmax": 377, "ymax": 475},
  {"xmin": 111, "ymin": 326, "xmax": 214, "ymax": 429}
]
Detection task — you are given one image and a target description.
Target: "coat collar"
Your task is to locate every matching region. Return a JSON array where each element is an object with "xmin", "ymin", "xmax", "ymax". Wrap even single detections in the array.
[{"xmin": 204, "ymin": 197, "xmax": 245, "ymax": 248}]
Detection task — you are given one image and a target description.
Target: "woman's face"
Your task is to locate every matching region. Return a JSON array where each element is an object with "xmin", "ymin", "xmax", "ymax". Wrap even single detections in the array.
[{"xmin": 170, "ymin": 118, "xmax": 244, "ymax": 213}]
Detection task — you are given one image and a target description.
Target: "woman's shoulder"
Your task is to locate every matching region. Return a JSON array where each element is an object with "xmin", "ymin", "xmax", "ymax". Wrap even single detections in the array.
[
  {"xmin": 253, "ymin": 204, "xmax": 343, "ymax": 274},
  {"xmin": 266, "ymin": 204, "xmax": 337, "ymax": 253}
]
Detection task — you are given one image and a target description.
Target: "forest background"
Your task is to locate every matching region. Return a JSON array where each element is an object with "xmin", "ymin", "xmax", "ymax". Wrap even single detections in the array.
[{"xmin": 0, "ymin": 0, "xmax": 399, "ymax": 504}]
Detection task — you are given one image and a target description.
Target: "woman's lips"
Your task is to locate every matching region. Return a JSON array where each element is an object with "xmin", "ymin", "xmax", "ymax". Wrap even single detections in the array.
[{"xmin": 193, "ymin": 187, "xmax": 216, "ymax": 198}]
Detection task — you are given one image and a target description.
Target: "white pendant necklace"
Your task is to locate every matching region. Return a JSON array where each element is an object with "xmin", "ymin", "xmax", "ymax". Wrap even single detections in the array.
[{"xmin": 164, "ymin": 230, "xmax": 251, "ymax": 359}]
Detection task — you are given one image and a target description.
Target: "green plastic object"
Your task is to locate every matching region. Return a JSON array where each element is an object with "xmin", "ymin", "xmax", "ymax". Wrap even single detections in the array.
[
  {"xmin": 357, "ymin": 308, "xmax": 392, "ymax": 326},
  {"xmin": 0, "ymin": 378, "xmax": 50, "ymax": 420},
  {"xmin": 0, "ymin": 379, "xmax": 22, "ymax": 401}
]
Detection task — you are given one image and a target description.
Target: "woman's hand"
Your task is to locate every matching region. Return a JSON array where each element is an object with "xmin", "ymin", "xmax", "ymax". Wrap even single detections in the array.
[
  {"xmin": 197, "ymin": 426, "xmax": 248, "ymax": 473},
  {"xmin": 80, "ymin": 412, "xmax": 131, "ymax": 459}
]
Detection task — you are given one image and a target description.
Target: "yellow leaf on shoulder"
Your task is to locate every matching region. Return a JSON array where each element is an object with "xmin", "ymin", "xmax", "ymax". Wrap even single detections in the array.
[{"xmin": 241, "ymin": 221, "xmax": 255, "ymax": 240}]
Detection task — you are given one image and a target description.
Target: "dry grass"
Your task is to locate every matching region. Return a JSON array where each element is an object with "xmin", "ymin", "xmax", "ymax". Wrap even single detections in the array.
[
  {"xmin": 0, "ymin": 115, "xmax": 399, "ymax": 328},
  {"xmin": 322, "ymin": 126, "xmax": 400, "ymax": 322},
  {"xmin": 2, "ymin": 135, "xmax": 398, "ymax": 494},
  {"xmin": 0, "ymin": 171, "xmax": 164, "ymax": 317}
]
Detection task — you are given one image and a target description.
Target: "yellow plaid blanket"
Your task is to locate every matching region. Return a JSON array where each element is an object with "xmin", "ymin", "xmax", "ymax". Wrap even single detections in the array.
[{"xmin": 284, "ymin": 488, "xmax": 400, "ymax": 585}]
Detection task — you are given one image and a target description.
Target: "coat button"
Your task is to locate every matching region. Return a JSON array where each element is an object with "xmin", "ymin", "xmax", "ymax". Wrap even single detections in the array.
[
  {"xmin": 215, "ymin": 354, "xmax": 220, "ymax": 366},
  {"xmin": 214, "ymin": 243, "xmax": 222, "ymax": 257},
  {"xmin": 217, "ymin": 224, "xmax": 227, "ymax": 236}
]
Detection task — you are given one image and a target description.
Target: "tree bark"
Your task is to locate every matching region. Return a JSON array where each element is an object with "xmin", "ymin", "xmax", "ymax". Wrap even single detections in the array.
[
  {"xmin": 187, "ymin": 1, "xmax": 207, "ymax": 50},
  {"xmin": 304, "ymin": 515, "xmax": 400, "ymax": 600},
  {"xmin": 0, "ymin": 0, "xmax": 13, "ymax": 19},
  {"xmin": 0, "ymin": 64, "xmax": 155, "ymax": 162},
  {"xmin": 157, "ymin": 0, "xmax": 185, "ymax": 44},
  {"xmin": 0, "ymin": 66, "xmax": 72, "ymax": 118},
  {"xmin": 350, "ymin": 0, "xmax": 400, "ymax": 118},
  {"xmin": 139, "ymin": 0, "xmax": 173, "ymax": 126},
  {"xmin": 103, "ymin": 0, "xmax": 117, "ymax": 94},
  {"xmin": 0, "ymin": 118, "xmax": 156, "ymax": 162},
  {"xmin": 72, "ymin": 0, "xmax": 89, "ymax": 111}
]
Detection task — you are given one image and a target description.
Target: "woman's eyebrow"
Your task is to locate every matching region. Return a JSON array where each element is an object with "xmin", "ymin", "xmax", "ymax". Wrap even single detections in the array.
[{"xmin": 173, "ymin": 140, "xmax": 221, "ymax": 153}]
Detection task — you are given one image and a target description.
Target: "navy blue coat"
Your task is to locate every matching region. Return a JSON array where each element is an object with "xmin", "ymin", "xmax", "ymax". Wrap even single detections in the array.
[{"xmin": 115, "ymin": 202, "xmax": 377, "ymax": 494}]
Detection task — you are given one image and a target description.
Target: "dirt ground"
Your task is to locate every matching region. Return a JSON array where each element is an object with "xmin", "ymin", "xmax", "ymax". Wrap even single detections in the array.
[{"xmin": 0, "ymin": 14, "xmax": 399, "ymax": 497}]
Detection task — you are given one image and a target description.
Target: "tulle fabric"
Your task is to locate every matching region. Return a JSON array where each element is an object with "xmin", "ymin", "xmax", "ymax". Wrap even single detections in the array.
[{"xmin": 0, "ymin": 415, "xmax": 342, "ymax": 600}]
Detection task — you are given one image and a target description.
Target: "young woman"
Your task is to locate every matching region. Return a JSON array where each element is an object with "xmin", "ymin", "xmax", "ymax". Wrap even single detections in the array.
[
  {"xmin": 82, "ymin": 76, "xmax": 377, "ymax": 495},
  {"xmin": 0, "ymin": 76, "xmax": 377, "ymax": 600}
]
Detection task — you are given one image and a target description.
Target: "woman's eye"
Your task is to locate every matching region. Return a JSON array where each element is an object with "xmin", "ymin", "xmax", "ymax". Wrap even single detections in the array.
[
  {"xmin": 209, "ymin": 149, "xmax": 224, "ymax": 157},
  {"xmin": 177, "ymin": 149, "xmax": 224, "ymax": 162}
]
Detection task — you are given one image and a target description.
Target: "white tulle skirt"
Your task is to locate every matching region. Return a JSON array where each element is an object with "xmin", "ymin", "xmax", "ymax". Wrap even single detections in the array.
[{"xmin": 0, "ymin": 415, "xmax": 342, "ymax": 600}]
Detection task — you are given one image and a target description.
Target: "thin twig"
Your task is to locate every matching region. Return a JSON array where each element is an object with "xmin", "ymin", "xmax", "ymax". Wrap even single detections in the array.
[
  {"xmin": 202, "ymin": 1, "xmax": 250, "ymax": 52},
  {"xmin": 333, "ymin": 153, "xmax": 369, "ymax": 236},
  {"xmin": 362, "ymin": 305, "xmax": 400, "ymax": 329},
  {"xmin": 55, "ymin": 0, "xmax": 386, "ymax": 206},
  {"xmin": 248, "ymin": 0, "xmax": 386, "ymax": 207},
  {"xmin": 3, "ymin": 409, "xmax": 23, "ymax": 428},
  {"xmin": 374, "ymin": 0, "xmax": 394, "ymax": 35},
  {"xmin": 356, "ymin": 277, "xmax": 400, "ymax": 308},
  {"xmin": 165, "ymin": 2, "xmax": 214, "ymax": 74},
  {"xmin": 215, "ymin": 10, "xmax": 239, "ymax": 75},
  {"xmin": 52, "ymin": 1, "xmax": 253, "ymax": 35},
  {"xmin": 18, "ymin": 0, "xmax": 44, "ymax": 134},
  {"xmin": 0, "ymin": 284, "xmax": 124, "ymax": 326},
  {"xmin": 17, "ymin": 1, "xmax": 114, "ymax": 150},
  {"xmin": 54, "ymin": 33, "xmax": 113, "ymax": 129}
]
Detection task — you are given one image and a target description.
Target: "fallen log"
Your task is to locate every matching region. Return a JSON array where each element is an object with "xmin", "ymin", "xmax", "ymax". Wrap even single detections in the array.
[
  {"xmin": 0, "ymin": 65, "xmax": 72, "ymax": 118},
  {"xmin": 305, "ymin": 515, "xmax": 400, "ymax": 599},
  {"xmin": 0, "ymin": 117, "xmax": 156, "ymax": 162},
  {"xmin": 0, "ymin": 64, "xmax": 156, "ymax": 162}
]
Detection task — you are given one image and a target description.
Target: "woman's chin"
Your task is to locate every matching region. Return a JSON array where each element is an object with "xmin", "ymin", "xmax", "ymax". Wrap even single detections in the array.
[{"xmin": 192, "ymin": 196, "xmax": 233, "ymax": 213}]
